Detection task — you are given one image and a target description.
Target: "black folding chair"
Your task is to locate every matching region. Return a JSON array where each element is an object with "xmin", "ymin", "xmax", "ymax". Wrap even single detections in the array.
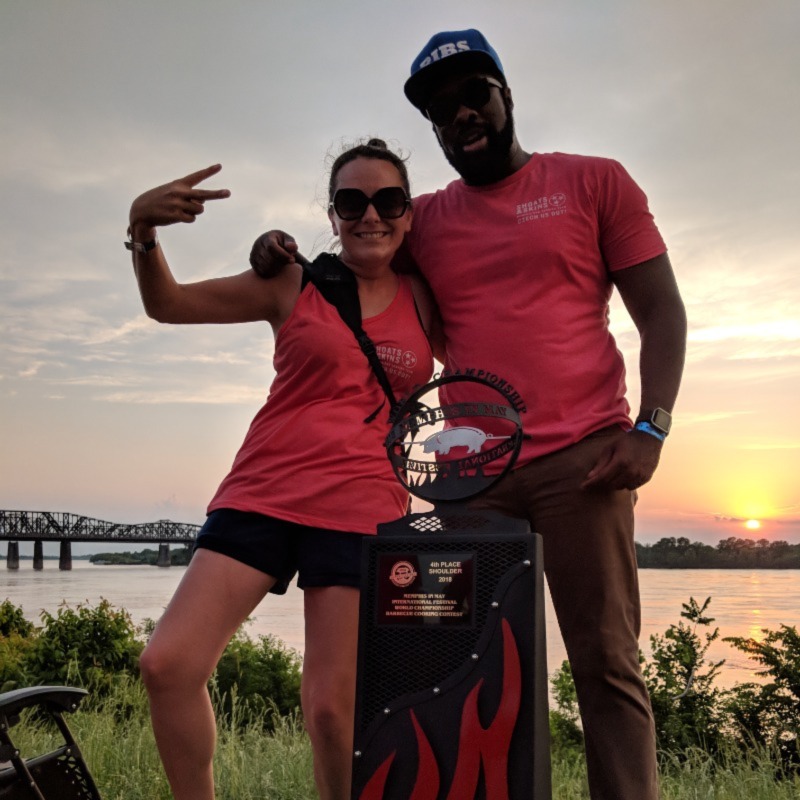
[{"xmin": 0, "ymin": 686, "xmax": 101, "ymax": 800}]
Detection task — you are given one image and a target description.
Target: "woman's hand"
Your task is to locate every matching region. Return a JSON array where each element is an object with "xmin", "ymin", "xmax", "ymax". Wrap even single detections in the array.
[{"xmin": 129, "ymin": 164, "xmax": 230, "ymax": 236}]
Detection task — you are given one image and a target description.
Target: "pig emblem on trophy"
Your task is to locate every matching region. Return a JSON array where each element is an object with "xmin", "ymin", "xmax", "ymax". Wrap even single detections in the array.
[
  {"xmin": 423, "ymin": 427, "xmax": 489, "ymax": 455},
  {"xmin": 385, "ymin": 371, "xmax": 524, "ymax": 502}
]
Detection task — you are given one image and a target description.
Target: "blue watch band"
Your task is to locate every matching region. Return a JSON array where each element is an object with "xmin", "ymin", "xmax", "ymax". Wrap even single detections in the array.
[{"xmin": 633, "ymin": 421, "xmax": 666, "ymax": 442}]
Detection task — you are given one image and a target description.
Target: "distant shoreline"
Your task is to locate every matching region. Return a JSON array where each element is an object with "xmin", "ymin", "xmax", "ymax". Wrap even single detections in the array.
[
  {"xmin": 3, "ymin": 537, "xmax": 799, "ymax": 569},
  {"xmin": 1, "ymin": 554, "xmax": 92, "ymax": 561},
  {"xmin": 1, "ymin": 546, "xmax": 192, "ymax": 567},
  {"xmin": 635, "ymin": 537, "xmax": 800, "ymax": 569}
]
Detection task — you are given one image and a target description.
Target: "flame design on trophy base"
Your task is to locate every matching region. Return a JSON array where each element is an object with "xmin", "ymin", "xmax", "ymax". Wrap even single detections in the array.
[{"xmin": 358, "ymin": 619, "xmax": 521, "ymax": 800}]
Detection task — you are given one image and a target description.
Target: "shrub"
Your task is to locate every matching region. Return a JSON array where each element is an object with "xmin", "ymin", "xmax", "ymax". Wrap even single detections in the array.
[
  {"xmin": 0, "ymin": 632, "xmax": 36, "ymax": 692},
  {"xmin": 213, "ymin": 630, "xmax": 302, "ymax": 731},
  {"xmin": 643, "ymin": 596, "xmax": 726, "ymax": 754},
  {"xmin": 725, "ymin": 625, "xmax": 800, "ymax": 769},
  {"xmin": 24, "ymin": 599, "xmax": 142, "ymax": 693},
  {"xmin": 0, "ymin": 599, "xmax": 35, "ymax": 637},
  {"xmin": 0, "ymin": 600, "xmax": 36, "ymax": 691},
  {"xmin": 548, "ymin": 659, "xmax": 584, "ymax": 753}
]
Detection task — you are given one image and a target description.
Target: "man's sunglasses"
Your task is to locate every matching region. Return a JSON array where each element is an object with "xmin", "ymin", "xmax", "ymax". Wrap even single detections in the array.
[
  {"xmin": 329, "ymin": 187, "xmax": 411, "ymax": 221},
  {"xmin": 425, "ymin": 76, "xmax": 504, "ymax": 127}
]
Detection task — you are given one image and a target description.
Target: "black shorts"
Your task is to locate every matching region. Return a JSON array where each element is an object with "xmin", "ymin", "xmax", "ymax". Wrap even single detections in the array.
[{"xmin": 194, "ymin": 509, "xmax": 365, "ymax": 595}]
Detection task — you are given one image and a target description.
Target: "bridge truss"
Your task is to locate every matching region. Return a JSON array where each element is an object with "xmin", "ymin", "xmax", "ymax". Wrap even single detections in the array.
[{"xmin": 0, "ymin": 510, "xmax": 200, "ymax": 543}]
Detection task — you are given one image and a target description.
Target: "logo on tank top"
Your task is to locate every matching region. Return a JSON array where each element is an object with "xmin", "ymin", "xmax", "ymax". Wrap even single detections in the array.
[
  {"xmin": 516, "ymin": 192, "xmax": 567, "ymax": 224},
  {"xmin": 377, "ymin": 345, "xmax": 418, "ymax": 380}
]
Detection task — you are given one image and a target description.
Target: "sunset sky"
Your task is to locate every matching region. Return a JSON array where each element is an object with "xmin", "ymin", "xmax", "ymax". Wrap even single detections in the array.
[{"xmin": 1, "ymin": 1, "xmax": 798, "ymax": 553}]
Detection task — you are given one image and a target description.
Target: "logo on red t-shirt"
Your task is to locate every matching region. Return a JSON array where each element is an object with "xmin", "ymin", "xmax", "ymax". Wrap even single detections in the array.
[{"xmin": 516, "ymin": 193, "xmax": 568, "ymax": 224}]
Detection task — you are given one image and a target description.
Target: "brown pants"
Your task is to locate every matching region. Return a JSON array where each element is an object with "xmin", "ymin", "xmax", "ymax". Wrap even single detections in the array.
[{"xmin": 472, "ymin": 426, "xmax": 659, "ymax": 800}]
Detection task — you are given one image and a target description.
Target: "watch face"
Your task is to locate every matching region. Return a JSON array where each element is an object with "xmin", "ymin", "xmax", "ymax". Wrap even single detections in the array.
[{"xmin": 652, "ymin": 408, "xmax": 672, "ymax": 434}]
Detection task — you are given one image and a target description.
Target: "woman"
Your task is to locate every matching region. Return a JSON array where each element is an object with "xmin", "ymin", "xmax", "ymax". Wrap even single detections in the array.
[{"xmin": 130, "ymin": 140, "xmax": 436, "ymax": 800}]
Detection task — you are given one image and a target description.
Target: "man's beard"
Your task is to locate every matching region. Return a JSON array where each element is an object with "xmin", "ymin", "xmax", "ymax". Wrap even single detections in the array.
[{"xmin": 438, "ymin": 100, "xmax": 516, "ymax": 186}]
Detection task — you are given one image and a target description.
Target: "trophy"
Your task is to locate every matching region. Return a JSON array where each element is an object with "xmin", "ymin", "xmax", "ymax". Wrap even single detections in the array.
[{"xmin": 352, "ymin": 372, "xmax": 551, "ymax": 799}]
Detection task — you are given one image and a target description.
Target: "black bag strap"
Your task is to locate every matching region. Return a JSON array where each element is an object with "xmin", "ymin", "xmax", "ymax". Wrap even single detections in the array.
[{"xmin": 302, "ymin": 253, "xmax": 397, "ymax": 422}]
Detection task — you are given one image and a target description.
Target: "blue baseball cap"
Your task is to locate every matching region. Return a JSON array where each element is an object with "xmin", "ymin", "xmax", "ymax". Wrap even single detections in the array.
[{"xmin": 404, "ymin": 29, "xmax": 506, "ymax": 111}]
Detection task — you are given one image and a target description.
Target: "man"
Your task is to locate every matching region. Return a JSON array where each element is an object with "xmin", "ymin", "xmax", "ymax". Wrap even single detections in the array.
[{"xmin": 252, "ymin": 28, "xmax": 686, "ymax": 800}]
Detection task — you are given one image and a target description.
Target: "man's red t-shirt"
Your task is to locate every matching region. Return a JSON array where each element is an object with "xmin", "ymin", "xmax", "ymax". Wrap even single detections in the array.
[{"xmin": 403, "ymin": 153, "xmax": 667, "ymax": 465}]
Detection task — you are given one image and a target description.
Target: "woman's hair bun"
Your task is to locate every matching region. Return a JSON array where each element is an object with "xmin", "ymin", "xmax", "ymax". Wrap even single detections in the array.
[{"xmin": 327, "ymin": 136, "xmax": 410, "ymax": 203}]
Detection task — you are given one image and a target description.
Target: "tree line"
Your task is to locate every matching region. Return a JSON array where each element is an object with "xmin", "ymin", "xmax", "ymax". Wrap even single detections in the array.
[
  {"xmin": 636, "ymin": 537, "xmax": 800, "ymax": 568},
  {"xmin": 89, "ymin": 546, "xmax": 192, "ymax": 566}
]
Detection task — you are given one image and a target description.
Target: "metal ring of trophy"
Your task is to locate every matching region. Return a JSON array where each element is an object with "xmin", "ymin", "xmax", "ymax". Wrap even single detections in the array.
[{"xmin": 385, "ymin": 372, "xmax": 525, "ymax": 503}]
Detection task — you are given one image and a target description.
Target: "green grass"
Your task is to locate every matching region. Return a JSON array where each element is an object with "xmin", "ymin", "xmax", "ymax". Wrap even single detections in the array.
[
  {"xmin": 657, "ymin": 746, "xmax": 800, "ymax": 800},
  {"xmin": 6, "ymin": 679, "xmax": 315, "ymax": 800},
  {"xmin": 6, "ymin": 680, "xmax": 798, "ymax": 799}
]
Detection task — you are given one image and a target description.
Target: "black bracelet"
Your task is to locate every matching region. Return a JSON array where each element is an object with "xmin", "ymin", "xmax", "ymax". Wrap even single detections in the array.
[{"xmin": 125, "ymin": 236, "xmax": 158, "ymax": 254}]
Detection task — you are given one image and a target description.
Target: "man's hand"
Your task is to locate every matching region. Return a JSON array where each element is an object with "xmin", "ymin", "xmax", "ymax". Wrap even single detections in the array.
[
  {"xmin": 250, "ymin": 230, "xmax": 300, "ymax": 278},
  {"xmin": 129, "ymin": 164, "xmax": 230, "ymax": 236},
  {"xmin": 581, "ymin": 431, "xmax": 662, "ymax": 491}
]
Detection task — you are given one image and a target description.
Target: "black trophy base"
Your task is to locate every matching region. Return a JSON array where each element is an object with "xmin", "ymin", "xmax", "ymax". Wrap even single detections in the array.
[{"xmin": 352, "ymin": 505, "xmax": 551, "ymax": 799}]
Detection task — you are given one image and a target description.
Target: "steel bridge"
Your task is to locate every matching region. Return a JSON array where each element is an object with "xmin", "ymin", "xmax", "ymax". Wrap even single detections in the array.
[{"xmin": 0, "ymin": 510, "xmax": 201, "ymax": 570}]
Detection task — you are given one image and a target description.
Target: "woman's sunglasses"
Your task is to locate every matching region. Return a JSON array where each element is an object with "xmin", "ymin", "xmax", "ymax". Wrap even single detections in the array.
[
  {"xmin": 425, "ymin": 76, "xmax": 504, "ymax": 127},
  {"xmin": 329, "ymin": 187, "xmax": 411, "ymax": 221}
]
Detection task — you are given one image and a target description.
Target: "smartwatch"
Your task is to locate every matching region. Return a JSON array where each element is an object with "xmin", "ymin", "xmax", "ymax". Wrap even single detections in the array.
[{"xmin": 636, "ymin": 408, "xmax": 672, "ymax": 437}]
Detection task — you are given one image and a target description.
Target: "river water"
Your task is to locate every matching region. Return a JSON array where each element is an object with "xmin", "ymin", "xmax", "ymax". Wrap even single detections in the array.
[{"xmin": 2, "ymin": 560, "xmax": 797, "ymax": 688}]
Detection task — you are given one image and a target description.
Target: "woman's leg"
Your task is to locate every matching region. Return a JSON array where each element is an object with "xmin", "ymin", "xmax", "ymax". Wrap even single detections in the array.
[
  {"xmin": 302, "ymin": 586, "xmax": 361, "ymax": 800},
  {"xmin": 139, "ymin": 548, "xmax": 276, "ymax": 800}
]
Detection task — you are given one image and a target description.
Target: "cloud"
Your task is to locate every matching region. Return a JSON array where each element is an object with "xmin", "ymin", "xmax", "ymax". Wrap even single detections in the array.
[
  {"xmin": 96, "ymin": 385, "xmax": 265, "ymax": 405},
  {"xmin": 85, "ymin": 316, "xmax": 155, "ymax": 346},
  {"xmin": 738, "ymin": 442, "xmax": 800, "ymax": 452},
  {"xmin": 679, "ymin": 411, "xmax": 753, "ymax": 426},
  {"xmin": 58, "ymin": 374, "xmax": 144, "ymax": 388},
  {"xmin": 156, "ymin": 353, "xmax": 252, "ymax": 366},
  {"xmin": 18, "ymin": 361, "xmax": 46, "ymax": 378},
  {"xmin": 690, "ymin": 320, "xmax": 800, "ymax": 345},
  {"xmin": 713, "ymin": 515, "xmax": 746, "ymax": 523}
]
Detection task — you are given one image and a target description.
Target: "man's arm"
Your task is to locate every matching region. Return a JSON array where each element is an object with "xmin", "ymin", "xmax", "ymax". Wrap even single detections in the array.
[{"xmin": 582, "ymin": 252, "xmax": 687, "ymax": 490}]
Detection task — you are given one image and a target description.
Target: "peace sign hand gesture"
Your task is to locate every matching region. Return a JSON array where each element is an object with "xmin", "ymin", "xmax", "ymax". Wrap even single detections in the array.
[{"xmin": 129, "ymin": 164, "xmax": 230, "ymax": 235}]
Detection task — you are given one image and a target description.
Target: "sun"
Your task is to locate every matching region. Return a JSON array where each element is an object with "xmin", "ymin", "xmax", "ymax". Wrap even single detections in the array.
[{"xmin": 744, "ymin": 519, "xmax": 761, "ymax": 531}]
